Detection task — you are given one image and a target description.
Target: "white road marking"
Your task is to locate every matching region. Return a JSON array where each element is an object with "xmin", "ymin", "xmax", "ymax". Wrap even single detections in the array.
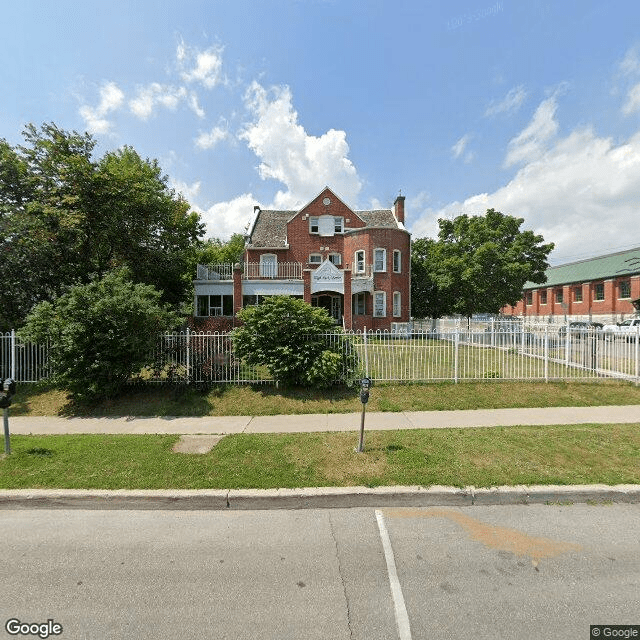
[{"xmin": 375, "ymin": 509, "xmax": 412, "ymax": 640}]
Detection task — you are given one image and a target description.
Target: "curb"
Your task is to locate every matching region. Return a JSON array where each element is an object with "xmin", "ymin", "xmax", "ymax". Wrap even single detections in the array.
[{"xmin": 1, "ymin": 484, "xmax": 639, "ymax": 510}]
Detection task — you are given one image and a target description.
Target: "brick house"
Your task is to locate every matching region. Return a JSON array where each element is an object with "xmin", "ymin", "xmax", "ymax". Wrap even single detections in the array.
[
  {"xmin": 504, "ymin": 247, "xmax": 640, "ymax": 323},
  {"xmin": 193, "ymin": 187, "xmax": 411, "ymax": 331}
]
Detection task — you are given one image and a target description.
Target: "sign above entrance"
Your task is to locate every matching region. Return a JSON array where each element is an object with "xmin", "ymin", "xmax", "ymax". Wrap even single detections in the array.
[{"xmin": 311, "ymin": 259, "xmax": 344, "ymax": 294}]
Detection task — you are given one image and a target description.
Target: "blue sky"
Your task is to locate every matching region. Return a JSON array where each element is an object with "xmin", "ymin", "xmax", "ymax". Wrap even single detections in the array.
[{"xmin": 3, "ymin": 0, "xmax": 640, "ymax": 265}]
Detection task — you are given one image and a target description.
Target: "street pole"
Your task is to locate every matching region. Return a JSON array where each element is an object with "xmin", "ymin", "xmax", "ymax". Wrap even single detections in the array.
[
  {"xmin": 3, "ymin": 408, "xmax": 10, "ymax": 456},
  {"xmin": 357, "ymin": 401, "xmax": 366, "ymax": 453}
]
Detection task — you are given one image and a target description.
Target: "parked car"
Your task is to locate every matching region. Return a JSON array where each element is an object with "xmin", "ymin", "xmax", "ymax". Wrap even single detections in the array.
[
  {"xmin": 602, "ymin": 317, "xmax": 640, "ymax": 339},
  {"xmin": 558, "ymin": 321, "xmax": 603, "ymax": 338}
]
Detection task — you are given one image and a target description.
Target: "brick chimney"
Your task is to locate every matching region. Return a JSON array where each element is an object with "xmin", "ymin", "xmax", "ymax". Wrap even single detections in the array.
[{"xmin": 394, "ymin": 194, "xmax": 405, "ymax": 225}]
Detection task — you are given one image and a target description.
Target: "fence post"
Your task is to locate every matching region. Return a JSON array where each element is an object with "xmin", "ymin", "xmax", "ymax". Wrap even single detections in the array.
[
  {"xmin": 544, "ymin": 325, "xmax": 549, "ymax": 383},
  {"xmin": 636, "ymin": 327, "xmax": 640, "ymax": 387},
  {"xmin": 186, "ymin": 327, "xmax": 191, "ymax": 384},
  {"xmin": 363, "ymin": 327, "xmax": 369, "ymax": 378},
  {"xmin": 454, "ymin": 326, "xmax": 459, "ymax": 384},
  {"xmin": 11, "ymin": 329, "xmax": 16, "ymax": 382}
]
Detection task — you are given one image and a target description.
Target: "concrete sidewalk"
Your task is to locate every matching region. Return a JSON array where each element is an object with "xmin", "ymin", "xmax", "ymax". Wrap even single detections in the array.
[
  {"xmin": 7, "ymin": 404, "xmax": 640, "ymax": 434},
  {"xmin": 4, "ymin": 405, "xmax": 640, "ymax": 511}
]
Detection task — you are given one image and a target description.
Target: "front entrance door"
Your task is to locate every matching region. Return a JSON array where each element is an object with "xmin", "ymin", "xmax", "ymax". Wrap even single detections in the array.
[{"xmin": 312, "ymin": 294, "xmax": 343, "ymax": 323}]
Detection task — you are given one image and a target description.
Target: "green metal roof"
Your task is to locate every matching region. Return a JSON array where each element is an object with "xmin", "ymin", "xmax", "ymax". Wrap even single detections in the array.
[{"xmin": 524, "ymin": 247, "xmax": 640, "ymax": 289}]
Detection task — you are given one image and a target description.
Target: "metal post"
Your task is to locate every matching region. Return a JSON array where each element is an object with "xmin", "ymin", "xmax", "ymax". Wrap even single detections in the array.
[
  {"xmin": 186, "ymin": 327, "xmax": 191, "ymax": 384},
  {"xmin": 11, "ymin": 329, "xmax": 16, "ymax": 382},
  {"xmin": 454, "ymin": 327, "xmax": 459, "ymax": 384},
  {"xmin": 3, "ymin": 408, "xmax": 10, "ymax": 456},
  {"xmin": 357, "ymin": 402, "xmax": 366, "ymax": 453},
  {"xmin": 544, "ymin": 325, "xmax": 549, "ymax": 382}
]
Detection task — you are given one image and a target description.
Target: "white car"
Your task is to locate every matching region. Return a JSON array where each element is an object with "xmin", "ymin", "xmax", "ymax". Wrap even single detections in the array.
[{"xmin": 602, "ymin": 317, "xmax": 640, "ymax": 339}]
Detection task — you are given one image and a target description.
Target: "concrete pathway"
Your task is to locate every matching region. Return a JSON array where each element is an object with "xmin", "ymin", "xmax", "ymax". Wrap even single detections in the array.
[{"xmin": 7, "ymin": 404, "xmax": 640, "ymax": 435}]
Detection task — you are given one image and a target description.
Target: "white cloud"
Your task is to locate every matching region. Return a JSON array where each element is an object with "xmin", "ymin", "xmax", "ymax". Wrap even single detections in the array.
[
  {"xmin": 178, "ymin": 41, "xmax": 225, "ymax": 89},
  {"xmin": 620, "ymin": 45, "xmax": 640, "ymax": 77},
  {"xmin": 623, "ymin": 83, "xmax": 640, "ymax": 115},
  {"xmin": 198, "ymin": 193, "xmax": 258, "ymax": 240},
  {"xmin": 451, "ymin": 134, "xmax": 474, "ymax": 163},
  {"xmin": 411, "ymin": 125, "xmax": 640, "ymax": 263},
  {"xmin": 485, "ymin": 85, "xmax": 527, "ymax": 117},
  {"xmin": 78, "ymin": 81, "xmax": 124, "ymax": 134},
  {"xmin": 504, "ymin": 96, "xmax": 559, "ymax": 167},
  {"xmin": 239, "ymin": 81, "xmax": 362, "ymax": 208},
  {"xmin": 129, "ymin": 83, "xmax": 189, "ymax": 120},
  {"xmin": 195, "ymin": 125, "xmax": 229, "ymax": 150},
  {"xmin": 169, "ymin": 179, "xmax": 201, "ymax": 203}
]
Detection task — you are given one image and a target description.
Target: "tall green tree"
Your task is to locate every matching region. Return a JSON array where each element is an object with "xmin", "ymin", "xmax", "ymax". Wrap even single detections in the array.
[
  {"xmin": 0, "ymin": 123, "xmax": 204, "ymax": 329},
  {"xmin": 411, "ymin": 209, "xmax": 554, "ymax": 318}
]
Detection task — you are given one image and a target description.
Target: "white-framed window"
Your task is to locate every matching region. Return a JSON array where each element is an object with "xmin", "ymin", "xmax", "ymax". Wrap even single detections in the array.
[
  {"xmin": 373, "ymin": 291, "xmax": 386, "ymax": 317},
  {"xmin": 309, "ymin": 253, "xmax": 322, "ymax": 265},
  {"xmin": 309, "ymin": 217, "xmax": 319, "ymax": 233},
  {"xmin": 393, "ymin": 250, "xmax": 401, "ymax": 273},
  {"xmin": 393, "ymin": 291, "xmax": 401, "ymax": 317},
  {"xmin": 374, "ymin": 248, "xmax": 386, "ymax": 272},
  {"xmin": 334, "ymin": 217, "xmax": 344, "ymax": 233},
  {"xmin": 353, "ymin": 292, "xmax": 366, "ymax": 315},
  {"xmin": 328, "ymin": 253, "xmax": 341, "ymax": 266},
  {"xmin": 354, "ymin": 250, "xmax": 365, "ymax": 274},
  {"xmin": 196, "ymin": 295, "xmax": 234, "ymax": 317},
  {"xmin": 259, "ymin": 253, "xmax": 277, "ymax": 278}
]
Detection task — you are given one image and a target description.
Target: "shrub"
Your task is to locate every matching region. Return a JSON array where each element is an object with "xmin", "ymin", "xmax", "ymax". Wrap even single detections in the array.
[
  {"xmin": 231, "ymin": 296, "xmax": 359, "ymax": 387},
  {"xmin": 19, "ymin": 270, "xmax": 179, "ymax": 401}
]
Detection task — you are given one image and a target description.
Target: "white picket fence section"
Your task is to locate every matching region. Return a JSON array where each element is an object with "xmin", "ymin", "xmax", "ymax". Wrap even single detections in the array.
[{"xmin": 2, "ymin": 323, "xmax": 640, "ymax": 385}]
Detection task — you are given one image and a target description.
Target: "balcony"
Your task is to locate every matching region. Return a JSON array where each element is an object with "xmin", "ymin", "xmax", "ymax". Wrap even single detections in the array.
[
  {"xmin": 196, "ymin": 262, "xmax": 303, "ymax": 281},
  {"xmin": 243, "ymin": 262, "xmax": 302, "ymax": 280}
]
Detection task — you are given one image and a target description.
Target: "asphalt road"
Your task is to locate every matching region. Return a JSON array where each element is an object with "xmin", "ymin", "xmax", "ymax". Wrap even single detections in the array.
[{"xmin": 2, "ymin": 505, "xmax": 639, "ymax": 639}]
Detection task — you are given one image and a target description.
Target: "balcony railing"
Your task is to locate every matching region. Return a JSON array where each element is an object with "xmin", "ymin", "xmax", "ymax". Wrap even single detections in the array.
[
  {"xmin": 197, "ymin": 262, "xmax": 304, "ymax": 281},
  {"xmin": 196, "ymin": 264, "xmax": 234, "ymax": 281},
  {"xmin": 243, "ymin": 262, "xmax": 303, "ymax": 280}
]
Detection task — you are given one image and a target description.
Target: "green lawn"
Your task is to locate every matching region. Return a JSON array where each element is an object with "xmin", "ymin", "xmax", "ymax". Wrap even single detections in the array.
[
  {"xmin": 1, "ymin": 423, "xmax": 639, "ymax": 489},
  {"xmin": 10, "ymin": 379, "xmax": 640, "ymax": 417}
]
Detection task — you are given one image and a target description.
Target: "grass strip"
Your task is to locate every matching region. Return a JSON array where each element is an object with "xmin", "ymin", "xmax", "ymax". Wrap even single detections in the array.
[
  {"xmin": 1, "ymin": 423, "xmax": 639, "ymax": 490},
  {"xmin": 11, "ymin": 379, "xmax": 640, "ymax": 417}
]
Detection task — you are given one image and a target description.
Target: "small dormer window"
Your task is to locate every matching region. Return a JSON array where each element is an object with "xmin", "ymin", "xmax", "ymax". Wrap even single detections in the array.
[{"xmin": 309, "ymin": 217, "xmax": 319, "ymax": 233}]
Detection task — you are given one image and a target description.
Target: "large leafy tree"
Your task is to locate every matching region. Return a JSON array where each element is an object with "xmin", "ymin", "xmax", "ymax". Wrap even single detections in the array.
[
  {"xmin": 0, "ymin": 123, "xmax": 204, "ymax": 329},
  {"xmin": 411, "ymin": 209, "xmax": 554, "ymax": 318},
  {"xmin": 19, "ymin": 269, "xmax": 179, "ymax": 402}
]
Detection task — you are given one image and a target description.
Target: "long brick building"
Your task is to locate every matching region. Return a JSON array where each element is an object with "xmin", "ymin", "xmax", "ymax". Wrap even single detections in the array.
[
  {"xmin": 193, "ymin": 187, "xmax": 411, "ymax": 331},
  {"xmin": 505, "ymin": 247, "xmax": 640, "ymax": 323}
]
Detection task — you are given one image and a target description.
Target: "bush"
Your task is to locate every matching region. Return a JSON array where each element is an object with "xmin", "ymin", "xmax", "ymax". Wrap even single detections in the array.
[
  {"xmin": 231, "ymin": 296, "xmax": 359, "ymax": 387},
  {"xmin": 19, "ymin": 270, "xmax": 179, "ymax": 401}
]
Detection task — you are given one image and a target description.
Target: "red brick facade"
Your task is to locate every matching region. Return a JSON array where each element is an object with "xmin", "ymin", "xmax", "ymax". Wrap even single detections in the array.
[
  {"xmin": 193, "ymin": 187, "xmax": 411, "ymax": 331},
  {"xmin": 505, "ymin": 271, "xmax": 640, "ymax": 324}
]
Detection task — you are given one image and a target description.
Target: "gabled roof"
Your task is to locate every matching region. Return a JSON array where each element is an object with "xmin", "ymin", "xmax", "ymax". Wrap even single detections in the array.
[
  {"xmin": 524, "ymin": 247, "xmax": 640, "ymax": 289},
  {"xmin": 246, "ymin": 210, "xmax": 291, "ymax": 248},
  {"xmin": 245, "ymin": 188, "xmax": 402, "ymax": 248}
]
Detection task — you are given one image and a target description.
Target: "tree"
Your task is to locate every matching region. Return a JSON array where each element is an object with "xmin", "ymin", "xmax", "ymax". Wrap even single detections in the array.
[
  {"xmin": 0, "ymin": 123, "xmax": 204, "ymax": 329},
  {"xmin": 195, "ymin": 233, "xmax": 246, "ymax": 265},
  {"xmin": 231, "ymin": 296, "xmax": 357, "ymax": 387},
  {"xmin": 411, "ymin": 209, "xmax": 554, "ymax": 318},
  {"xmin": 19, "ymin": 270, "xmax": 179, "ymax": 402}
]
